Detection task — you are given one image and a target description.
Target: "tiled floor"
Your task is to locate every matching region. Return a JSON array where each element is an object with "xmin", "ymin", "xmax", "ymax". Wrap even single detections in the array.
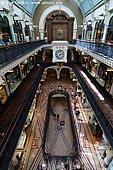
[
  {"xmin": 45, "ymin": 97, "xmax": 75, "ymax": 157},
  {"xmin": 16, "ymin": 77, "xmax": 107, "ymax": 170}
]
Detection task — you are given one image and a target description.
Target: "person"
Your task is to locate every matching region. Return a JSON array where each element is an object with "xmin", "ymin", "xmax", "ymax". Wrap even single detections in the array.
[
  {"xmin": 37, "ymin": 165, "xmax": 42, "ymax": 170},
  {"xmin": 76, "ymin": 109, "xmax": 80, "ymax": 116},
  {"xmin": 25, "ymin": 34, "xmax": 30, "ymax": 42},
  {"xmin": 2, "ymin": 35, "xmax": 8, "ymax": 45},
  {"xmin": 57, "ymin": 114, "xmax": 59, "ymax": 121}
]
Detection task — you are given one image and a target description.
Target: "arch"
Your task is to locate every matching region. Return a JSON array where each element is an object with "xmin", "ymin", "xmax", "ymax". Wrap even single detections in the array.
[
  {"xmin": 0, "ymin": 15, "xmax": 3, "ymax": 23},
  {"xmin": 94, "ymin": 20, "xmax": 104, "ymax": 41},
  {"xmin": 106, "ymin": 16, "xmax": 113, "ymax": 42},
  {"xmin": 39, "ymin": 5, "xmax": 77, "ymax": 31},
  {"xmin": 3, "ymin": 16, "xmax": 9, "ymax": 26}
]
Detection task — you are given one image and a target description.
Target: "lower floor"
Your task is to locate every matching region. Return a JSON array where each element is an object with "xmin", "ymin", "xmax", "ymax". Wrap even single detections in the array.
[{"xmin": 11, "ymin": 76, "xmax": 109, "ymax": 170}]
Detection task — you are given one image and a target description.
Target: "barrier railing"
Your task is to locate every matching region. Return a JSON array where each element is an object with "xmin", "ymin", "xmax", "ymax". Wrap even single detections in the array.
[
  {"xmin": 73, "ymin": 40, "xmax": 113, "ymax": 60},
  {"xmin": 0, "ymin": 40, "xmax": 45, "ymax": 67},
  {"xmin": 0, "ymin": 65, "xmax": 45, "ymax": 170},
  {"xmin": 71, "ymin": 64, "xmax": 113, "ymax": 149}
]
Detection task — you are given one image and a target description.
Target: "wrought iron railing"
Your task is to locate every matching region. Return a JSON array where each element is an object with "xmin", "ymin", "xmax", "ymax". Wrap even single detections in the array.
[
  {"xmin": 73, "ymin": 40, "xmax": 113, "ymax": 59},
  {"xmin": 0, "ymin": 40, "xmax": 45, "ymax": 67},
  {"xmin": 71, "ymin": 64, "xmax": 113, "ymax": 149},
  {"xmin": 0, "ymin": 65, "xmax": 45, "ymax": 170}
]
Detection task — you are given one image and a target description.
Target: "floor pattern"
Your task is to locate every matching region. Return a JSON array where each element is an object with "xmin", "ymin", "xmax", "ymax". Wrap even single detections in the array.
[{"xmin": 16, "ymin": 77, "xmax": 107, "ymax": 170}]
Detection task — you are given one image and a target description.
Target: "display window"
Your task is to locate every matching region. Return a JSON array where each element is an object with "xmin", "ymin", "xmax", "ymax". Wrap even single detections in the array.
[{"xmin": 0, "ymin": 85, "xmax": 7, "ymax": 104}]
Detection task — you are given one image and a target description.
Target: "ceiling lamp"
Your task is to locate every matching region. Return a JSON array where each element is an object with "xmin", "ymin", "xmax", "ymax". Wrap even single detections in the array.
[
  {"xmin": 92, "ymin": 58, "xmax": 98, "ymax": 63},
  {"xmin": 94, "ymin": 16, "xmax": 104, "ymax": 20},
  {"xmin": 87, "ymin": 21, "xmax": 92, "ymax": 25}
]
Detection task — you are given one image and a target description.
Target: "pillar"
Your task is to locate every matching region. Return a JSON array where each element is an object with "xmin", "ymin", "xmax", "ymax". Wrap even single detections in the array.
[
  {"xmin": 51, "ymin": 159, "xmax": 56, "ymax": 170},
  {"xmin": 21, "ymin": 21, "xmax": 26, "ymax": 41},
  {"xmin": 91, "ymin": 20, "xmax": 96, "ymax": 41},
  {"xmin": 67, "ymin": 158, "xmax": 72, "ymax": 170},
  {"xmin": 95, "ymin": 61, "xmax": 100, "ymax": 78},
  {"xmin": 29, "ymin": 25, "xmax": 35, "ymax": 41},
  {"xmin": 104, "ymin": 149, "xmax": 113, "ymax": 167},
  {"xmin": 56, "ymin": 68, "xmax": 61, "ymax": 79},
  {"xmin": 8, "ymin": 12, "xmax": 16, "ymax": 44},
  {"xmin": 18, "ymin": 64, "xmax": 23, "ymax": 80},
  {"xmin": 2, "ymin": 75, "xmax": 10, "ymax": 97},
  {"xmin": 109, "ymin": 82, "xmax": 113, "ymax": 97},
  {"xmin": 102, "ymin": 12, "xmax": 110, "ymax": 43},
  {"xmin": 39, "ymin": 29, "xmax": 44, "ymax": 40},
  {"xmin": 73, "ymin": 29, "xmax": 77, "ymax": 39}
]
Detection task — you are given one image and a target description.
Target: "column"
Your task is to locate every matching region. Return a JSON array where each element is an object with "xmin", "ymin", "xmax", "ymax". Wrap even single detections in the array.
[
  {"xmin": 18, "ymin": 64, "xmax": 23, "ymax": 80},
  {"xmin": 91, "ymin": 20, "xmax": 96, "ymax": 41},
  {"xmin": 29, "ymin": 25, "xmax": 35, "ymax": 41},
  {"xmin": 8, "ymin": 12, "xmax": 16, "ymax": 44},
  {"xmin": 39, "ymin": 29, "xmax": 44, "ymax": 40},
  {"xmin": 82, "ymin": 24, "xmax": 87, "ymax": 40},
  {"xmin": 68, "ymin": 158, "xmax": 72, "ymax": 170},
  {"xmin": 95, "ymin": 61, "xmax": 100, "ymax": 79},
  {"xmin": 109, "ymin": 82, "xmax": 113, "ymax": 97},
  {"xmin": 2, "ymin": 75, "xmax": 10, "ymax": 97},
  {"xmin": 56, "ymin": 68, "xmax": 62, "ymax": 79},
  {"xmin": 104, "ymin": 149, "xmax": 113, "ymax": 167},
  {"xmin": 73, "ymin": 29, "xmax": 77, "ymax": 39},
  {"xmin": 51, "ymin": 159, "xmax": 56, "ymax": 170},
  {"xmin": 21, "ymin": 21, "xmax": 26, "ymax": 41},
  {"xmin": 102, "ymin": 12, "xmax": 110, "ymax": 43}
]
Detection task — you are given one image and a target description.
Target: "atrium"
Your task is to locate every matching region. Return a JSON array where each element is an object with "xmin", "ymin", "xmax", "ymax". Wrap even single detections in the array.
[{"xmin": 0, "ymin": 0, "xmax": 113, "ymax": 170}]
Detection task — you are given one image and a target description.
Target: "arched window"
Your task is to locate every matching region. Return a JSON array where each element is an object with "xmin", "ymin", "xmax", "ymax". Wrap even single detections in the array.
[
  {"xmin": 106, "ymin": 16, "xmax": 113, "ymax": 42},
  {"xmin": 0, "ymin": 15, "xmax": 3, "ymax": 33},
  {"xmin": 82, "ymin": 29, "xmax": 86, "ymax": 40},
  {"xmin": 94, "ymin": 20, "xmax": 104, "ymax": 41},
  {"xmin": 25, "ymin": 25, "xmax": 30, "ymax": 36},
  {"xmin": 13, "ymin": 20, "xmax": 23, "ymax": 42},
  {"xmin": 86, "ymin": 24, "xmax": 92, "ymax": 40},
  {"xmin": 2, "ymin": 16, "xmax": 12, "ymax": 42}
]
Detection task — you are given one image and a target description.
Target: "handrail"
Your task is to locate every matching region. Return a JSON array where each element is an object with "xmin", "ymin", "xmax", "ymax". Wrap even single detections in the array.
[
  {"xmin": 74, "ymin": 39, "xmax": 113, "ymax": 59},
  {"xmin": 0, "ymin": 40, "xmax": 46, "ymax": 67},
  {"xmin": 71, "ymin": 64, "xmax": 113, "ymax": 149},
  {"xmin": 0, "ymin": 65, "xmax": 45, "ymax": 170}
]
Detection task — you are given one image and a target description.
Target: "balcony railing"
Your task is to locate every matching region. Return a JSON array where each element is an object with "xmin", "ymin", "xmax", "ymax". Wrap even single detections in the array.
[
  {"xmin": 0, "ymin": 40, "xmax": 45, "ymax": 67},
  {"xmin": 75, "ymin": 40, "xmax": 113, "ymax": 60}
]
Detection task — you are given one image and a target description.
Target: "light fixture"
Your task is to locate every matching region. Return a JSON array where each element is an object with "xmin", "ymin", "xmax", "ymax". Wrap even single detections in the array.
[
  {"xmin": 7, "ymin": 69, "xmax": 14, "ymax": 73},
  {"xmin": 26, "ymin": 21, "xmax": 33, "ymax": 26},
  {"xmin": 87, "ymin": 21, "xmax": 92, "ymax": 25},
  {"xmin": 81, "ymin": 51, "xmax": 84, "ymax": 55},
  {"xmin": 33, "ymin": 25, "xmax": 38, "ymax": 28},
  {"xmin": 78, "ymin": 25, "xmax": 83, "ymax": 27},
  {"xmin": 14, "ymin": 16, "xmax": 23, "ymax": 21},
  {"xmin": 0, "ymin": 7, "xmax": 5, "ymax": 14},
  {"xmin": 0, "ymin": 77, "xmax": 4, "ymax": 85},
  {"xmin": 107, "ymin": 67, "xmax": 113, "ymax": 71},
  {"xmin": 94, "ymin": 16, "xmax": 104, "ymax": 20},
  {"xmin": 92, "ymin": 58, "xmax": 98, "ymax": 63}
]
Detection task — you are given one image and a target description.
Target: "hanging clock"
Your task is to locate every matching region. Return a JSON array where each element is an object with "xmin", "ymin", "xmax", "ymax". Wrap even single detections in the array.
[{"xmin": 55, "ymin": 50, "xmax": 65, "ymax": 60}]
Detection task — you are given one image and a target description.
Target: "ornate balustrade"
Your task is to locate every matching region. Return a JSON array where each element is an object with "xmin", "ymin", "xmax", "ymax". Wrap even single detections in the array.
[
  {"xmin": 75, "ymin": 40, "xmax": 113, "ymax": 60},
  {"xmin": 0, "ymin": 40, "xmax": 45, "ymax": 67}
]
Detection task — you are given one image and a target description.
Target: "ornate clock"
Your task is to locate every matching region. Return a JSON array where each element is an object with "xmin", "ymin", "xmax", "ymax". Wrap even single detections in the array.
[{"xmin": 55, "ymin": 50, "xmax": 65, "ymax": 60}]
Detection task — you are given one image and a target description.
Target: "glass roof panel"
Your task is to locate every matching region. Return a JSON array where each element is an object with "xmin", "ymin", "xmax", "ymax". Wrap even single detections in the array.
[{"xmin": 16, "ymin": 0, "xmax": 103, "ymax": 16}]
